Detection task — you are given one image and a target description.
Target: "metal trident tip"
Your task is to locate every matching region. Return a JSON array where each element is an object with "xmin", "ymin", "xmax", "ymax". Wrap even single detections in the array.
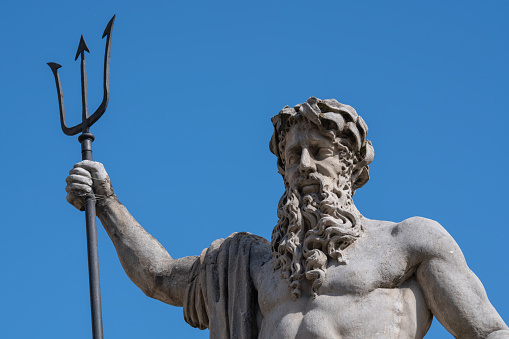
[
  {"xmin": 48, "ymin": 15, "xmax": 115, "ymax": 136},
  {"xmin": 47, "ymin": 62, "xmax": 62, "ymax": 71},
  {"xmin": 75, "ymin": 35, "xmax": 90, "ymax": 61},
  {"xmin": 102, "ymin": 15, "xmax": 115, "ymax": 39}
]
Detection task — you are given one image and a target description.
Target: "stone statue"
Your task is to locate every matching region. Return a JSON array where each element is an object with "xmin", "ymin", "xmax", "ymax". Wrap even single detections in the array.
[{"xmin": 65, "ymin": 97, "xmax": 508, "ymax": 338}]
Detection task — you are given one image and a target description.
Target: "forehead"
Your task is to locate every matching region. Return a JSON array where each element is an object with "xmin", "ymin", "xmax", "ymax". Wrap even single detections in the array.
[{"xmin": 284, "ymin": 122, "xmax": 333, "ymax": 150}]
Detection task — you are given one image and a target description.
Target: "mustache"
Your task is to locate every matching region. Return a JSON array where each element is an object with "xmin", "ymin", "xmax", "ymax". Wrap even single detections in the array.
[
  {"xmin": 293, "ymin": 173, "xmax": 323, "ymax": 189},
  {"xmin": 295, "ymin": 173, "xmax": 323, "ymax": 187}
]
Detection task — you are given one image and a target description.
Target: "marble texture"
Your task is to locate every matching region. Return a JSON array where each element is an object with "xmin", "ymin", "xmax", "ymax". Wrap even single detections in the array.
[{"xmin": 65, "ymin": 97, "xmax": 508, "ymax": 338}]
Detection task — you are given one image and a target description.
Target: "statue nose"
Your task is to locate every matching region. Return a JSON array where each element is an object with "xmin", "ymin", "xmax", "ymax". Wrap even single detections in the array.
[{"xmin": 299, "ymin": 148, "xmax": 316, "ymax": 174}]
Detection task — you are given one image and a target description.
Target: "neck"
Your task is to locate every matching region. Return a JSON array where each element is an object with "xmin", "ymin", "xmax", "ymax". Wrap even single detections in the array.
[{"xmin": 338, "ymin": 192, "xmax": 362, "ymax": 221}]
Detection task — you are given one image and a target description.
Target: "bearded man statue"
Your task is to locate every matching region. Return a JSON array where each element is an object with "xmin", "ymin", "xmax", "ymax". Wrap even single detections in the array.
[
  {"xmin": 269, "ymin": 98, "xmax": 373, "ymax": 300},
  {"xmin": 65, "ymin": 97, "xmax": 508, "ymax": 338}
]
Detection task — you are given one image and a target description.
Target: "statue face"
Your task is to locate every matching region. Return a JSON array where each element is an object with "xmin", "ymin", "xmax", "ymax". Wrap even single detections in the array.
[{"xmin": 283, "ymin": 122, "xmax": 349, "ymax": 194}]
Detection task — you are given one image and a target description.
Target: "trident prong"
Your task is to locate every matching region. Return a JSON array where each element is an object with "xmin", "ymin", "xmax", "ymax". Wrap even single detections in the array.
[
  {"xmin": 47, "ymin": 15, "xmax": 116, "ymax": 339},
  {"xmin": 48, "ymin": 15, "xmax": 115, "ymax": 136}
]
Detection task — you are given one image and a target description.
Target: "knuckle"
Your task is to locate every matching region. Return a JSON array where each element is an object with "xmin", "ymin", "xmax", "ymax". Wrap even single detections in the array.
[
  {"xmin": 70, "ymin": 167, "xmax": 91, "ymax": 177},
  {"xmin": 66, "ymin": 183, "xmax": 91, "ymax": 193},
  {"xmin": 83, "ymin": 160, "xmax": 97, "ymax": 168},
  {"xmin": 67, "ymin": 174, "xmax": 93, "ymax": 186}
]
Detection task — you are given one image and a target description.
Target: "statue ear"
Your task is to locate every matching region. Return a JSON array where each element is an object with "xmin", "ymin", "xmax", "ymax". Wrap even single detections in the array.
[
  {"xmin": 269, "ymin": 130, "xmax": 278, "ymax": 156},
  {"xmin": 351, "ymin": 140, "xmax": 374, "ymax": 193},
  {"xmin": 270, "ymin": 126, "xmax": 287, "ymax": 177}
]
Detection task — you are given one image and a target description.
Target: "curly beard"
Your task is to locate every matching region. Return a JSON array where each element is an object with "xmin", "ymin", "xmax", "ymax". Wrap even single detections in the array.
[{"xmin": 271, "ymin": 175, "xmax": 363, "ymax": 300}]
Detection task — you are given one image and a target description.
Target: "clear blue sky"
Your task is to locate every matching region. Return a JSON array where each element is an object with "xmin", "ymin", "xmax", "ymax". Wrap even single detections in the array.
[{"xmin": 1, "ymin": 1, "xmax": 508, "ymax": 338}]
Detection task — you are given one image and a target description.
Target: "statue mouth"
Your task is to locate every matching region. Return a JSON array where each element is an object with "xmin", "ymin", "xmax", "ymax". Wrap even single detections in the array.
[
  {"xmin": 301, "ymin": 184, "xmax": 320, "ymax": 194},
  {"xmin": 296, "ymin": 177, "xmax": 321, "ymax": 194}
]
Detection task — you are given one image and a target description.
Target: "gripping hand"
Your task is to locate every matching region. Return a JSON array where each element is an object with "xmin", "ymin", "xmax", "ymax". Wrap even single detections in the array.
[{"xmin": 65, "ymin": 160, "xmax": 115, "ymax": 211}]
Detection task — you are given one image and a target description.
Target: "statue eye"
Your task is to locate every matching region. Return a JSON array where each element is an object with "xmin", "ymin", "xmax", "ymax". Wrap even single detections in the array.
[
  {"xmin": 287, "ymin": 155, "xmax": 298, "ymax": 166},
  {"xmin": 315, "ymin": 147, "xmax": 334, "ymax": 160},
  {"xmin": 286, "ymin": 148, "xmax": 301, "ymax": 166}
]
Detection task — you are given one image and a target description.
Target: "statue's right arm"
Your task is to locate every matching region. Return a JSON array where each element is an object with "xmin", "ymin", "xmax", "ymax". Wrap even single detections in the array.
[
  {"xmin": 65, "ymin": 160, "xmax": 197, "ymax": 307},
  {"xmin": 403, "ymin": 217, "xmax": 509, "ymax": 338}
]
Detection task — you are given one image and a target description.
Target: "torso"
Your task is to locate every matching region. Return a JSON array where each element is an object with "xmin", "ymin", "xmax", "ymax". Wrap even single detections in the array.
[{"xmin": 252, "ymin": 218, "xmax": 433, "ymax": 339}]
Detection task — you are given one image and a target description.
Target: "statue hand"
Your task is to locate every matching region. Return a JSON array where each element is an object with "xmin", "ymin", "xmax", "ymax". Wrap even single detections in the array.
[{"xmin": 65, "ymin": 160, "xmax": 115, "ymax": 211}]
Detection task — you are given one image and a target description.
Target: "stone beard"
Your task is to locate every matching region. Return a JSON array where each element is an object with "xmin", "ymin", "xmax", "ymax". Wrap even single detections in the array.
[
  {"xmin": 269, "ymin": 97, "xmax": 374, "ymax": 300},
  {"xmin": 271, "ymin": 143, "xmax": 363, "ymax": 300}
]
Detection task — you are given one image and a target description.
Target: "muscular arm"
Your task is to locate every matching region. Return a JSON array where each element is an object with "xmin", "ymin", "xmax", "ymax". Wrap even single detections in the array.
[
  {"xmin": 97, "ymin": 197, "xmax": 197, "ymax": 306},
  {"xmin": 406, "ymin": 218, "xmax": 509, "ymax": 338},
  {"xmin": 66, "ymin": 161, "xmax": 196, "ymax": 307}
]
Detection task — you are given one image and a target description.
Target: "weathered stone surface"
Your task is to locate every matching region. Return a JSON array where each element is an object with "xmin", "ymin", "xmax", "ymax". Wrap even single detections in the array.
[{"xmin": 66, "ymin": 97, "xmax": 508, "ymax": 338}]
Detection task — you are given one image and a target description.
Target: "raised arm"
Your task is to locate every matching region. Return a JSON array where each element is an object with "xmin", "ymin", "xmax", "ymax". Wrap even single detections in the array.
[
  {"xmin": 409, "ymin": 218, "xmax": 509, "ymax": 339},
  {"xmin": 65, "ymin": 160, "xmax": 197, "ymax": 307}
]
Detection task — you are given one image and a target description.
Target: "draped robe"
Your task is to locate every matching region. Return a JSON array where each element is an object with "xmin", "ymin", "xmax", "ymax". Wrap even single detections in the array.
[{"xmin": 184, "ymin": 232, "xmax": 271, "ymax": 339}]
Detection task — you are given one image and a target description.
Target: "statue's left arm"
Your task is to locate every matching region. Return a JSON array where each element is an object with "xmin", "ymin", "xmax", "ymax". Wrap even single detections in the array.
[{"xmin": 407, "ymin": 217, "xmax": 509, "ymax": 338}]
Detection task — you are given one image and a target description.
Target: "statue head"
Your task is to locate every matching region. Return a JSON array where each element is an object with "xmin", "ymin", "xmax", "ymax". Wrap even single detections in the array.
[
  {"xmin": 269, "ymin": 97, "xmax": 375, "ymax": 299},
  {"xmin": 269, "ymin": 97, "xmax": 374, "ymax": 195}
]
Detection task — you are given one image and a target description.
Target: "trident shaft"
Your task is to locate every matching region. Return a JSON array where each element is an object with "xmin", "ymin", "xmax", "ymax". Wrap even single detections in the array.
[{"xmin": 48, "ymin": 15, "xmax": 115, "ymax": 339}]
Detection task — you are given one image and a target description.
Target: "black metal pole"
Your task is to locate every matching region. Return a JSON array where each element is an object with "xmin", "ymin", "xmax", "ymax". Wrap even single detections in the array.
[{"xmin": 79, "ymin": 131, "xmax": 104, "ymax": 339}]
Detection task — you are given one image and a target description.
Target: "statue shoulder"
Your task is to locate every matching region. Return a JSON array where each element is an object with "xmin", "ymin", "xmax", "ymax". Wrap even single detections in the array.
[
  {"xmin": 245, "ymin": 233, "xmax": 272, "ymax": 269},
  {"xmin": 390, "ymin": 216, "xmax": 463, "ymax": 261},
  {"xmin": 219, "ymin": 232, "xmax": 271, "ymax": 267},
  {"xmin": 194, "ymin": 232, "xmax": 270, "ymax": 269}
]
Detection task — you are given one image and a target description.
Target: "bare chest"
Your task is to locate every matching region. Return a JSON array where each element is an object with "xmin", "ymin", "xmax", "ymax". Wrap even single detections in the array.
[
  {"xmin": 255, "ymin": 231, "xmax": 432, "ymax": 338},
  {"xmin": 258, "ymin": 277, "xmax": 431, "ymax": 339},
  {"xmin": 258, "ymin": 230, "xmax": 413, "ymax": 308}
]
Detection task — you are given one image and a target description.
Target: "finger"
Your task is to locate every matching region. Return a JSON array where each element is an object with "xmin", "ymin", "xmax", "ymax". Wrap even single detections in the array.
[
  {"xmin": 69, "ymin": 167, "xmax": 91, "ymax": 178},
  {"xmin": 66, "ymin": 183, "xmax": 92, "ymax": 194},
  {"xmin": 74, "ymin": 160, "xmax": 103, "ymax": 172},
  {"xmin": 66, "ymin": 174, "xmax": 93, "ymax": 186},
  {"xmin": 67, "ymin": 192, "xmax": 85, "ymax": 211},
  {"xmin": 74, "ymin": 160, "xmax": 107, "ymax": 180}
]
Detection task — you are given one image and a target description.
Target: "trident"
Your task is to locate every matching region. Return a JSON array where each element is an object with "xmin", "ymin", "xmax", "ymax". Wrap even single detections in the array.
[{"xmin": 47, "ymin": 15, "xmax": 115, "ymax": 339}]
